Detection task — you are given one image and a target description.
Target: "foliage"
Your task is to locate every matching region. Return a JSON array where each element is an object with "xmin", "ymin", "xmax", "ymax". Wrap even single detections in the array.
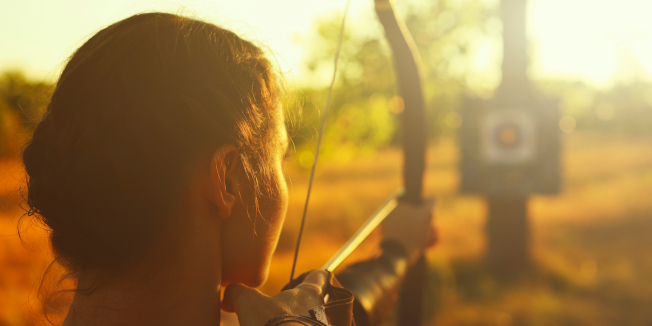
[
  {"xmin": 537, "ymin": 78, "xmax": 652, "ymax": 137},
  {"xmin": 0, "ymin": 71, "xmax": 51, "ymax": 156},
  {"xmin": 288, "ymin": 0, "xmax": 498, "ymax": 163},
  {"xmin": 2, "ymin": 0, "xmax": 652, "ymax": 160},
  {"xmin": 289, "ymin": 0, "xmax": 652, "ymax": 165}
]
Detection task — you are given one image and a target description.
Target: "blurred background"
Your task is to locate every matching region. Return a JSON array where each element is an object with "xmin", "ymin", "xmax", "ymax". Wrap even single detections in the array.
[{"xmin": 1, "ymin": 0, "xmax": 652, "ymax": 325}]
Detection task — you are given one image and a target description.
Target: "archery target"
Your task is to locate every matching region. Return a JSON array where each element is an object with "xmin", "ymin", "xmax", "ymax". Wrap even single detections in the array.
[{"xmin": 481, "ymin": 109, "xmax": 536, "ymax": 164}]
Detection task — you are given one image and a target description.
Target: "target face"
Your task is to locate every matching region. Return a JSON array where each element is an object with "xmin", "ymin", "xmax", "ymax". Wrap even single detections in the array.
[
  {"xmin": 494, "ymin": 122, "xmax": 521, "ymax": 148},
  {"xmin": 482, "ymin": 110, "xmax": 536, "ymax": 164},
  {"xmin": 459, "ymin": 97, "xmax": 560, "ymax": 195}
]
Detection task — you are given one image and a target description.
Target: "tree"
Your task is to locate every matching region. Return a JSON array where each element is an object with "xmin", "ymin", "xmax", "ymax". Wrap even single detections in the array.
[
  {"xmin": 0, "ymin": 71, "xmax": 51, "ymax": 156},
  {"xmin": 288, "ymin": 0, "xmax": 498, "ymax": 163}
]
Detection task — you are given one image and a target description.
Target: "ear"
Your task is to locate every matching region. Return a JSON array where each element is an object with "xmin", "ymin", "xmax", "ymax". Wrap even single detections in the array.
[{"xmin": 208, "ymin": 144, "xmax": 240, "ymax": 219}]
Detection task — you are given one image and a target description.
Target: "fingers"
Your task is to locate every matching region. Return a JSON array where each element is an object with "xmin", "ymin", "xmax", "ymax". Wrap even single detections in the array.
[
  {"xmin": 423, "ymin": 198, "xmax": 437, "ymax": 248},
  {"xmin": 222, "ymin": 283, "xmax": 267, "ymax": 313},
  {"xmin": 428, "ymin": 225, "xmax": 439, "ymax": 248},
  {"xmin": 302, "ymin": 270, "xmax": 328, "ymax": 288},
  {"xmin": 423, "ymin": 197, "xmax": 436, "ymax": 225},
  {"xmin": 396, "ymin": 196, "xmax": 435, "ymax": 211},
  {"xmin": 295, "ymin": 270, "xmax": 328, "ymax": 294},
  {"xmin": 223, "ymin": 273, "xmax": 330, "ymax": 325},
  {"xmin": 293, "ymin": 270, "xmax": 328, "ymax": 307},
  {"xmin": 296, "ymin": 270, "xmax": 327, "ymax": 293},
  {"xmin": 424, "ymin": 197, "xmax": 436, "ymax": 210},
  {"xmin": 416, "ymin": 197, "xmax": 436, "ymax": 224}
]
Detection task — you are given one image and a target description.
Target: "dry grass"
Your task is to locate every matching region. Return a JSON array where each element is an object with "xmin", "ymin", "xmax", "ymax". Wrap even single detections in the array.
[{"xmin": 1, "ymin": 131, "xmax": 651, "ymax": 325}]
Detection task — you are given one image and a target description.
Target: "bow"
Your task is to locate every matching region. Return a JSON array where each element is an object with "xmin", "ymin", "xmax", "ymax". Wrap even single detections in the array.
[
  {"xmin": 290, "ymin": 0, "xmax": 428, "ymax": 324},
  {"xmin": 374, "ymin": 3, "xmax": 428, "ymax": 325}
]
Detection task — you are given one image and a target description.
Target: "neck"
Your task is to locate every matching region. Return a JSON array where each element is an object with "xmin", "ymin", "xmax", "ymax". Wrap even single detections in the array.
[{"xmin": 63, "ymin": 230, "xmax": 222, "ymax": 326}]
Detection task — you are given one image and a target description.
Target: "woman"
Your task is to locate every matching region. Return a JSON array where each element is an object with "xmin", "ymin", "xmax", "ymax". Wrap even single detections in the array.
[{"xmin": 22, "ymin": 2, "xmax": 434, "ymax": 325}]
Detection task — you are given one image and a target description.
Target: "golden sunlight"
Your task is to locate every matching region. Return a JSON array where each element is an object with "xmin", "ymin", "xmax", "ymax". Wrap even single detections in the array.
[{"xmin": 530, "ymin": 0, "xmax": 652, "ymax": 85}]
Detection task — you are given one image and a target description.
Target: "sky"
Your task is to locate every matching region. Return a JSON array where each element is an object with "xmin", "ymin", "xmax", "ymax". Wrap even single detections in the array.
[
  {"xmin": 2, "ymin": 0, "xmax": 652, "ymax": 87},
  {"xmin": 529, "ymin": 0, "xmax": 652, "ymax": 85}
]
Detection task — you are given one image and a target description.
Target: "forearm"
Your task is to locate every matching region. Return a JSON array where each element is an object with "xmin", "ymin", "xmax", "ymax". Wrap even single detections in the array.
[{"xmin": 335, "ymin": 240, "xmax": 409, "ymax": 326}]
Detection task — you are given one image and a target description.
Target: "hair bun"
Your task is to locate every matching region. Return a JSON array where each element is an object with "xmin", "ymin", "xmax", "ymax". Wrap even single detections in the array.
[{"xmin": 23, "ymin": 111, "xmax": 64, "ymax": 222}]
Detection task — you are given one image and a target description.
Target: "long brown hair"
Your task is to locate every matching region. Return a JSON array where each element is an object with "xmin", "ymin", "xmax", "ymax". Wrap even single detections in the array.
[{"xmin": 23, "ymin": 12, "xmax": 280, "ymax": 275}]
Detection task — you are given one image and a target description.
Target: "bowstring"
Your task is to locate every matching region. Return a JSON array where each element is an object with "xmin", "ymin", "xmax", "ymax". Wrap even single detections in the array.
[{"xmin": 290, "ymin": 0, "xmax": 353, "ymax": 282}]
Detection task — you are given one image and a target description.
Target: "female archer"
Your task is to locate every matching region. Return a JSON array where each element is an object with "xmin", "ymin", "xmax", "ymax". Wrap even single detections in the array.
[{"xmin": 22, "ymin": 0, "xmax": 434, "ymax": 325}]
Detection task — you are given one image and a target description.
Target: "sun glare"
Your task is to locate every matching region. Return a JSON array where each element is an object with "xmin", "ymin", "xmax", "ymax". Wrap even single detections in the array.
[
  {"xmin": 530, "ymin": 0, "xmax": 652, "ymax": 86},
  {"xmin": 1, "ymin": 0, "xmax": 652, "ymax": 86}
]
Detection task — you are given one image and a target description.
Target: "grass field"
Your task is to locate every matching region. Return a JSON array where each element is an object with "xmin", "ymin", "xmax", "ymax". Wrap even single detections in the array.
[{"xmin": 1, "ymin": 131, "xmax": 651, "ymax": 325}]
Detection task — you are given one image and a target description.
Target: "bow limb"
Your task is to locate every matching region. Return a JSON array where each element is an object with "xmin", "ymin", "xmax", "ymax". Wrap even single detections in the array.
[
  {"xmin": 375, "ymin": 2, "xmax": 428, "ymax": 325},
  {"xmin": 290, "ymin": 0, "xmax": 428, "ymax": 324},
  {"xmin": 375, "ymin": 1, "xmax": 426, "ymax": 204},
  {"xmin": 320, "ymin": 1, "xmax": 427, "ymax": 273},
  {"xmin": 319, "ymin": 0, "xmax": 428, "ymax": 305}
]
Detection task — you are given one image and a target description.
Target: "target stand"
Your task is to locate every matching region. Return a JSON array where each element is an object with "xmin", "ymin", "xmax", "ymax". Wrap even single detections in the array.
[
  {"xmin": 457, "ymin": 0, "xmax": 563, "ymax": 273},
  {"xmin": 459, "ymin": 95, "xmax": 561, "ymax": 273}
]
